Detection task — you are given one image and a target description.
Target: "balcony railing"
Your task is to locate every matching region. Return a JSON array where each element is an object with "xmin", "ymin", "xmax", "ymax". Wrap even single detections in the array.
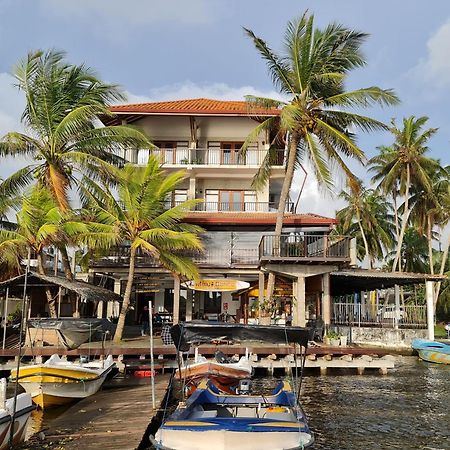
[
  {"xmin": 332, "ymin": 302, "xmax": 427, "ymax": 329},
  {"xmin": 259, "ymin": 233, "xmax": 351, "ymax": 263},
  {"xmin": 138, "ymin": 148, "xmax": 286, "ymax": 167},
  {"xmin": 163, "ymin": 201, "xmax": 295, "ymax": 213}
]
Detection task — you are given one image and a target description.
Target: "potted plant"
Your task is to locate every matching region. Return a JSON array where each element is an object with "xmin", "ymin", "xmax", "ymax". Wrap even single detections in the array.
[
  {"xmin": 256, "ymin": 299, "xmax": 275, "ymax": 325},
  {"xmin": 327, "ymin": 331, "xmax": 340, "ymax": 347},
  {"xmin": 340, "ymin": 333, "xmax": 348, "ymax": 346}
]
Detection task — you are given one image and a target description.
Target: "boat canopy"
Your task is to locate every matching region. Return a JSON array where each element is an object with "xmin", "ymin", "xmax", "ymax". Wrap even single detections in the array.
[{"xmin": 171, "ymin": 321, "xmax": 313, "ymax": 351}]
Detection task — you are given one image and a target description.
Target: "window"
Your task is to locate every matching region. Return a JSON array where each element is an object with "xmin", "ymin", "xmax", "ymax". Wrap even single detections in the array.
[
  {"xmin": 205, "ymin": 190, "xmax": 257, "ymax": 211},
  {"xmin": 167, "ymin": 189, "xmax": 188, "ymax": 208},
  {"xmin": 207, "ymin": 142, "xmax": 245, "ymax": 165},
  {"xmin": 153, "ymin": 142, "xmax": 189, "ymax": 164}
]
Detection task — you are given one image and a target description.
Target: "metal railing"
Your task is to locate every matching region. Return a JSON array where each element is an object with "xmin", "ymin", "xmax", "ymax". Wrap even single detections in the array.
[
  {"xmin": 259, "ymin": 233, "xmax": 351, "ymax": 261},
  {"xmin": 332, "ymin": 302, "xmax": 427, "ymax": 328},
  {"xmin": 162, "ymin": 201, "xmax": 295, "ymax": 213},
  {"xmin": 139, "ymin": 148, "xmax": 286, "ymax": 167}
]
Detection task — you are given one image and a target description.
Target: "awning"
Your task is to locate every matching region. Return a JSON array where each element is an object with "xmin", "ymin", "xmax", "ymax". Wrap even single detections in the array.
[
  {"xmin": 331, "ymin": 269, "xmax": 446, "ymax": 296},
  {"xmin": 0, "ymin": 272, "xmax": 122, "ymax": 303}
]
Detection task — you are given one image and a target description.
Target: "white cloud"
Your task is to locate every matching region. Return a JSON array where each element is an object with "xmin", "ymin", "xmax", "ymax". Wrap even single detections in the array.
[
  {"xmin": 124, "ymin": 80, "xmax": 285, "ymax": 104},
  {"xmin": 416, "ymin": 18, "xmax": 450, "ymax": 87},
  {"xmin": 40, "ymin": 0, "xmax": 221, "ymax": 27},
  {"xmin": 126, "ymin": 81, "xmax": 281, "ymax": 103}
]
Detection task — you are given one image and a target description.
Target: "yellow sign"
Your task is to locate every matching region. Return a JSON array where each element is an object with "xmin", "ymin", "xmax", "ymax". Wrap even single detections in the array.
[{"xmin": 185, "ymin": 279, "xmax": 250, "ymax": 292}]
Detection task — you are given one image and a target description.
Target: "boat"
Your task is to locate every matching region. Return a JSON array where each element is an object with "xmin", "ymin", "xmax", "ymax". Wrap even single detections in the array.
[
  {"xmin": 0, "ymin": 378, "xmax": 35, "ymax": 449},
  {"xmin": 28, "ymin": 317, "xmax": 115, "ymax": 350},
  {"xmin": 411, "ymin": 339, "xmax": 450, "ymax": 365},
  {"xmin": 10, "ymin": 354, "xmax": 116, "ymax": 408},
  {"xmin": 151, "ymin": 322, "xmax": 314, "ymax": 449},
  {"xmin": 151, "ymin": 378, "xmax": 314, "ymax": 450},
  {"xmin": 175, "ymin": 352, "xmax": 253, "ymax": 391}
]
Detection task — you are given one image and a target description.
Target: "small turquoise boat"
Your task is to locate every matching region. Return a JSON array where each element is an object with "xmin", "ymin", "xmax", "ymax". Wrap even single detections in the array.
[{"xmin": 411, "ymin": 339, "xmax": 450, "ymax": 365}]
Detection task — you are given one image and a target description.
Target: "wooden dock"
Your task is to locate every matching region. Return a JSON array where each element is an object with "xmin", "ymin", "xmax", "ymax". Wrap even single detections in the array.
[{"xmin": 21, "ymin": 375, "xmax": 170, "ymax": 450}]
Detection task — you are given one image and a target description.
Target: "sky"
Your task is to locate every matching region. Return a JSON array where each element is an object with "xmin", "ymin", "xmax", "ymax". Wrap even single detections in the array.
[{"xmin": 1, "ymin": 0, "xmax": 450, "ymax": 216}]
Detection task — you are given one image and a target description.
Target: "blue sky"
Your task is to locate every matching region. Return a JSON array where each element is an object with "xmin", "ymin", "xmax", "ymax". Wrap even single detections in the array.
[{"xmin": 1, "ymin": 0, "xmax": 450, "ymax": 214}]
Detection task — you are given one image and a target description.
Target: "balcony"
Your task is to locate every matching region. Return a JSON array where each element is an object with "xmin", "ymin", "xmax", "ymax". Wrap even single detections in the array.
[
  {"xmin": 138, "ymin": 148, "xmax": 286, "ymax": 167},
  {"xmin": 164, "ymin": 201, "xmax": 294, "ymax": 213},
  {"xmin": 259, "ymin": 233, "xmax": 352, "ymax": 264}
]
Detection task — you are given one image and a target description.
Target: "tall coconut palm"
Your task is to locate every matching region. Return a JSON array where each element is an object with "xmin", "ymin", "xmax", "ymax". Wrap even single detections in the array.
[
  {"xmin": 337, "ymin": 185, "xmax": 394, "ymax": 268},
  {"xmin": 369, "ymin": 116, "xmax": 440, "ymax": 272},
  {"xmin": 0, "ymin": 50, "xmax": 151, "ymax": 212},
  {"xmin": 81, "ymin": 156, "xmax": 203, "ymax": 343},
  {"xmin": 0, "ymin": 187, "xmax": 88, "ymax": 317},
  {"xmin": 243, "ymin": 13, "xmax": 399, "ymax": 302}
]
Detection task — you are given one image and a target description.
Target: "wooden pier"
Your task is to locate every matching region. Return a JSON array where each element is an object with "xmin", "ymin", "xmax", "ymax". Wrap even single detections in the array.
[{"xmin": 20, "ymin": 375, "xmax": 170, "ymax": 450}]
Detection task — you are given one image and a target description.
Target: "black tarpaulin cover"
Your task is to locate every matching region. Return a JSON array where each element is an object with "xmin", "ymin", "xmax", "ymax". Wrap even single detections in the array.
[{"xmin": 171, "ymin": 321, "xmax": 314, "ymax": 352}]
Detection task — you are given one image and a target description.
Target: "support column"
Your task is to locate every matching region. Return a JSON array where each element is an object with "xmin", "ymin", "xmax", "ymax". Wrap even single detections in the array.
[
  {"xmin": 186, "ymin": 289, "xmax": 193, "ymax": 322},
  {"xmin": 97, "ymin": 300, "xmax": 104, "ymax": 318},
  {"xmin": 188, "ymin": 177, "xmax": 196, "ymax": 201},
  {"xmin": 425, "ymin": 281, "xmax": 435, "ymax": 341},
  {"xmin": 293, "ymin": 276, "xmax": 306, "ymax": 327},
  {"xmin": 394, "ymin": 284, "xmax": 400, "ymax": 330},
  {"xmin": 108, "ymin": 279, "xmax": 121, "ymax": 319},
  {"xmin": 258, "ymin": 272, "xmax": 265, "ymax": 303},
  {"xmin": 322, "ymin": 273, "xmax": 331, "ymax": 325},
  {"xmin": 173, "ymin": 276, "xmax": 181, "ymax": 325}
]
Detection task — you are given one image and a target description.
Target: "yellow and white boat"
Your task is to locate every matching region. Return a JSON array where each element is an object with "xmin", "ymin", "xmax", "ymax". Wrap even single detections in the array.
[{"xmin": 10, "ymin": 354, "xmax": 115, "ymax": 409}]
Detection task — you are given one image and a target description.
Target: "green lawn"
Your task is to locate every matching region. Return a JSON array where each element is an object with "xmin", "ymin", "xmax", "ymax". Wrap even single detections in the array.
[{"xmin": 435, "ymin": 323, "xmax": 448, "ymax": 339}]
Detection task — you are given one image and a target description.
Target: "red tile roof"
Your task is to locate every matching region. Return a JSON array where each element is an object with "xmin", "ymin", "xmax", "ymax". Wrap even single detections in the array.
[
  {"xmin": 109, "ymin": 98, "xmax": 280, "ymax": 117},
  {"xmin": 184, "ymin": 212, "xmax": 337, "ymax": 226}
]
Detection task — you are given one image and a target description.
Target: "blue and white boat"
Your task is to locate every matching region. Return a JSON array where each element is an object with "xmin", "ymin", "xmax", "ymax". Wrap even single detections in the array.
[
  {"xmin": 411, "ymin": 339, "xmax": 450, "ymax": 365},
  {"xmin": 151, "ymin": 378, "xmax": 313, "ymax": 450},
  {"xmin": 151, "ymin": 322, "xmax": 314, "ymax": 450}
]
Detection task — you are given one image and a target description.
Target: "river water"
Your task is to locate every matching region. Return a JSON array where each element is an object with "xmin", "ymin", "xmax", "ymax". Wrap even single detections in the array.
[{"xmin": 22, "ymin": 356, "xmax": 449, "ymax": 450}]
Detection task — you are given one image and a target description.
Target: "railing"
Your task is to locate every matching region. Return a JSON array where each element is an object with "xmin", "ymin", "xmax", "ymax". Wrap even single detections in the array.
[
  {"xmin": 138, "ymin": 148, "xmax": 286, "ymax": 167},
  {"xmin": 259, "ymin": 233, "xmax": 351, "ymax": 261},
  {"xmin": 332, "ymin": 302, "xmax": 427, "ymax": 328},
  {"xmin": 162, "ymin": 201, "xmax": 295, "ymax": 213},
  {"xmin": 92, "ymin": 244, "xmax": 260, "ymax": 268}
]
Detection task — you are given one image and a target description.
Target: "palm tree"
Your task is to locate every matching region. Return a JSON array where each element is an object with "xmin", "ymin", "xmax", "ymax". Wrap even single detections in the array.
[
  {"xmin": 0, "ymin": 187, "xmax": 88, "ymax": 317},
  {"xmin": 369, "ymin": 116, "xmax": 441, "ymax": 272},
  {"xmin": 337, "ymin": 185, "xmax": 394, "ymax": 268},
  {"xmin": 243, "ymin": 13, "xmax": 399, "ymax": 302},
  {"xmin": 81, "ymin": 156, "xmax": 203, "ymax": 343},
  {"xmin": 0, "ymin": 50, "xmax": 151, "ymax": 212}
]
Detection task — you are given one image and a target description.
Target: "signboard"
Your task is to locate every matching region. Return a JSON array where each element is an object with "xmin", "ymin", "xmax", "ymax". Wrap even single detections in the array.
[{"xmin": 184, "ymin": 279, "xmax": 250, "ymax": 292}]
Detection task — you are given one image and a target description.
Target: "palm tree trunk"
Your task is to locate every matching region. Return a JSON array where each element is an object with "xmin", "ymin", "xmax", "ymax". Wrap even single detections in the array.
[
  {"xmin": 37, "ymin": 252, "xmax": 57, "ymax": 318},
  {"xmin": 427, "ymin": 215, "xmax": 434, "ymax": 275},
  {"xmin": 58, "ymin": 246, "xmax": 74, "ymax": 281},
  {"xmin": 392, "ymin": 164, "xmax": 411, "ymax": 272},
  {"xmin": 392, "ymin": 190, "xmax": 400, "ymax": 240},
  {"xmin": 356, "ymin": 210, "xmax": 371, "ymax": 269},
  {"xmin": 113, "ymin": 246, "xmax": 136, "ymax": 343},
  {"xmin": 434, "ymin": 231, "xmax": 450, "ymax": 307},
  {"xmin": 265, "ymin": 133, "xmax": 299, "ymax": 307}
]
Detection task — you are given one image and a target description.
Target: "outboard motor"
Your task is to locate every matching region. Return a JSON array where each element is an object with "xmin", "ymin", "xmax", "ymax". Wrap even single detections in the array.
[{"xmin": 237, "ymin": 379, "xmax": 252, "ymax": 395}]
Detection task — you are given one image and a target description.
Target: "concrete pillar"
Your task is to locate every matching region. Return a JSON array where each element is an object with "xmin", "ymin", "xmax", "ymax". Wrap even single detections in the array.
[
  {"xmin": 322, "ymin": 273, "xmax": 331, "ymax": 326},
  {"xmin": 293, "ymin": 276, "xmax": 306, "ymax": 327},
  {"xmin": 394, "ymin": 284, "xmax": 400, "ymax": 330},
  {"xmin": 107, "ymin": 280, "xmax": 122, "ymax": 319},
  {"xmin": 173, "ymin": 277, "xmax": 181, "ymax": 324},
  {"xmin": 425, "ymin": 281, "xmax": 435, "ymax": 341},
  {"xmin": 186, "ymin": 289, "xmax": 193, "ymax": 321},
  {"xmin": 188, "ymin": 177, "xmax": 196, "ymax": 201},
  {"xmin": 258, "ymin": 272, "xmax": 265, "ymax": 303},
  {"xmin": 97, "ymin": 300, "xmax": 103, "ymax": 319}
]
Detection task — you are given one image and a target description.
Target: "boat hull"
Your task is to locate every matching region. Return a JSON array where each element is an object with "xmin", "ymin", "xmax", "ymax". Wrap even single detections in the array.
[
  {"xmin": 152, "ymin": 429, "xmax": 313, "ymax": 450},
  {"xmin": 11, "ymin": 356, "xmax": 115, "ymax": 408},
  {"xmin": 412, "ymin": 339, "xmax": 450, "ymax": 365},
  {"xmin": 0, "ymin": 393, "xmax": 35, "ymax": 450}
]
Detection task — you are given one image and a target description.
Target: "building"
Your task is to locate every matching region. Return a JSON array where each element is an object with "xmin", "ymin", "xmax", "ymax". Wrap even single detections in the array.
[{"xmin": 88, "ymin": 98, "xmax": 356, "ymax": 328}]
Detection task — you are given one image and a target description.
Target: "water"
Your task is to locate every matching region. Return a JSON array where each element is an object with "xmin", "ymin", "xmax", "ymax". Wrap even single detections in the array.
[
  {"xmin": 22, "ymin": 357, "xmax": 449, "ymax": 450},
  {"xmin": 300, "ymin": 357, "xmax": 450, "ymax": 450}
]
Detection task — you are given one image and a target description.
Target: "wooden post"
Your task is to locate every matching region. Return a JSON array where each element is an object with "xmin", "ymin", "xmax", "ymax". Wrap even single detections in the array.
[
  {"xmin": 293, "ymin": 276, "xmax": 306, "ymax": 327},
  {"xmin": 322, "ymin": 273, "xmax": 331, "ymax": 325},
  {"xmin": 258, "ymin": 271, "xmax": 265, "ymax": 303},
  {"xmin": 173, "ymin": 276, "xmax": 181, "ymax": 325},
  {"xmin": 2, "ymin": 288, "xmax": 8, "ymax": 350},
  {"xmin": 394, "ymin": 284, "xmax": 400, "ymax": 330},
  {"xmin": 425, "ymin": 280, "xmax": 434, "ymax": 341},
  {"xmin": 186, "ymin": 289, "xmax": 193, "ymax": 322}
]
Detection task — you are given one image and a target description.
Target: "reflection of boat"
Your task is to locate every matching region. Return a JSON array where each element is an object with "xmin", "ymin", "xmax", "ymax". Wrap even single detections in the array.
[
  {"xmin": 152, "ymin": 322, "xmax": 314, "ymax": 449},
  {"xmin": 0, "ymin": 379, "xmax": 35, "ymax": 449},
  {"xmin": 411, "ymin": 339, "xmax": 450, "ymax": 365},
  {"xmin": 176, "ymin": 352, "xmax": 252, "ymax": 390},
  {"xmin": 28, "ymin": 318, "xmax": 115, "ymax": 350},
  {"xmin": 10, "ymin": 355, "xmax": 116, "ymax": 409}
]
